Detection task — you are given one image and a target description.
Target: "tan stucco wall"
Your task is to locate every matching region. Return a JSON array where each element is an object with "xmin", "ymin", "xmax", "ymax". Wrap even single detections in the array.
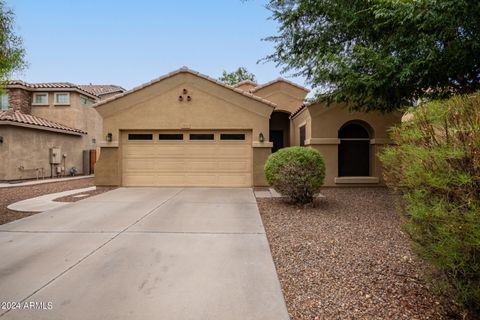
[
  {"xmin": 290, "ymin": 107, "xmax": 312, "ymax": 146},
  {"xmin": 253, "ymin": 147, "xmax": 271, "ymax": 186},
  {"xmin": 253, "ymin": 82, "xmax": 308, "ymax": 114},
  {"xmin": 291, "ymin": 103, "xmax": 401, "ymax": 186},
  {"xmin": 0, "ymin": 126, "xmax": 84, "ymax": 181},
  {"xmin": 94, "ymin": 147, "xmax": 120, "ymax": 186},
  {"xmin": 30, "ymin": 91, "xmax": 102, "ymax": 152},
  {"xmin": 95, "ymin": 72, "xmax": 274, "ymax": 186}
]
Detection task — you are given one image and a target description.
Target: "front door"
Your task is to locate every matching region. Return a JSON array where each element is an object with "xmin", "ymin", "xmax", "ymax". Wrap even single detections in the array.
[{"xmin": 270, "ymin": 130, "xmax": 284, "ymax": 153}]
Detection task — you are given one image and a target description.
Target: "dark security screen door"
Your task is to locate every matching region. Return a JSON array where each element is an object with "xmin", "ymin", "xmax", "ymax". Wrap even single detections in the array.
[
  {"xmin": 270, "ymin": 130, "xmax": 284, "ymax": 153},
  {"xmin": 338, "ymin": 123, "xmax": 370, "ymax": 176},
  {"xmin": 338, "ymin": 140, "xmax": 370, "ymax": 176}
]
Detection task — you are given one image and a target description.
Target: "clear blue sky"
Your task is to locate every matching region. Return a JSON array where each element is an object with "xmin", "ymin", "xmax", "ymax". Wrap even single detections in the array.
[{"xmin": 10, "ymin": 0, "xmax": 309, "ymax": 91}]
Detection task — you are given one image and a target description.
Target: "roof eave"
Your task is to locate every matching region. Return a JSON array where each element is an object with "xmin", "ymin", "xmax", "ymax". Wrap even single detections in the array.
[
  {"xmin": 6, "ymin": 84, "xmax": 99, "ymax": 100},
  {"xmin": 0, "ymin": 120, "xmax": 86, "ymax": 136}
]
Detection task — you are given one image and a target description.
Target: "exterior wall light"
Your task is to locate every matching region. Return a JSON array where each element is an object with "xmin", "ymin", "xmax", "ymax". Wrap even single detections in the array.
[
  {"xmin": 259, "ymin": 132, "xmax": 264, "ymax": 143},
  {"xmin": 106, "ymin": 132, "xmax": 113, "ymax": 142}
]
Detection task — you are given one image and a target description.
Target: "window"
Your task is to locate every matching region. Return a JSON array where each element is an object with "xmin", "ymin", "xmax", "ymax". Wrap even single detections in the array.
[
  {"xmin": 32, "ymin": 93, "xmax": 48, "ymax": 105},
  {"xmin": 299, "ymin": 125, "xmax": 306, "ymax": 146},
  {"xmin": 128, "ymin": 133, "xmax": 153, "ymax": 140},
  {"xmin": 190, "ymin": 133, "xmax": 214, "ymax": 140},
  {"xmin": 54, "ymin": 93, "xmax": 70, "ymax": 105},
  {"xmin": 0, "ymin": 94, "xmax": 8, "ymax": 110},
  {"xmin": 220, "ymin": 133, "xmax": 245, "ymax": 140},
  {"xmin": 159, "ymin": 133, "xmax": 183, "ymax": 140},
  {"xmin": 80, "ymin": 96, "xmax": 92, "ymax": 105}
]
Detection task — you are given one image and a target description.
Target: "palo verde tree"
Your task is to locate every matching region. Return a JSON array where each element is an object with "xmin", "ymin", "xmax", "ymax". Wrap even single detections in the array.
[
  {"xmin": 0, "ymin": 0, "xmax": 25, "ymax": 87},
  {"xmin": 263, "ymin": 0, "xmax": 480, "ymax": 112},
  {"xmin": 219, "ymin": 67, "xmax": 256, "ymax": 85}
]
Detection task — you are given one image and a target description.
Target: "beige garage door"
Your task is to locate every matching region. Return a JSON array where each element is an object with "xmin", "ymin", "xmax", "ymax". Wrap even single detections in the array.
[{"xmin": 122, "ymin": 131, "xmax": 252, "ymax": 187}]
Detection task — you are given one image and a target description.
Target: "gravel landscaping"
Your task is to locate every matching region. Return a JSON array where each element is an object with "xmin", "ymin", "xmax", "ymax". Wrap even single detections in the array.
[
  {"xmin": 257, "ymin": 187, "xmax": 448, "ymax": 320},
  {"xmin": 0, "ymin": 177, "xmax": 94, "ymax": 225},
  {"xmin": 53, "ymin": 187, "xmax": 117, "ymax": 203}
]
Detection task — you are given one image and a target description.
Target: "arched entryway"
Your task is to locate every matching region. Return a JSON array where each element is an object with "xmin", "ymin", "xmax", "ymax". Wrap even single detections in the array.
[
  {"xmin": 338, "ymin": 121, "xmax": 372, "ymax": 176},
  {"xmin": 269, "ymin": 111, "xmax": 290, "ymax": 152}
]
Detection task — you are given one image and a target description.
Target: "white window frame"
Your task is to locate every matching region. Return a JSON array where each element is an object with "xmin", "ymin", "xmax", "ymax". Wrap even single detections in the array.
[
  {"xmin": 32, "ymin": 92, "xmax": 49, "ymax": 106},
  {"xmin": 54, "ymin": 92, "xmax": 70, "ymax": 106}
]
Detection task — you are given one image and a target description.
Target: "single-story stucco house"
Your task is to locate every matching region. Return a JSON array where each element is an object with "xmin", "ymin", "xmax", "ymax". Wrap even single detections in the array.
[{"xmin": 94, "ymin": 67, "xmax": 401, "ymax": 187}]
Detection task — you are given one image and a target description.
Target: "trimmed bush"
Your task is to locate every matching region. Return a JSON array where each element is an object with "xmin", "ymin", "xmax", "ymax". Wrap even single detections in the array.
[
  {"xmin": 264, "ymin": 146, "xmax": 325, "ymax": 204},
  {"xmin": 380, "ymin": 94, "xmax": 480, "ymax": 317}
]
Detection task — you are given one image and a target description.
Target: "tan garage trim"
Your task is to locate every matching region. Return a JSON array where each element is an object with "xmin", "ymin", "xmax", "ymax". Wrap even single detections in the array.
[{"xmin": 121, "ymin": 130, "xmax": 252, "ymax": 187}]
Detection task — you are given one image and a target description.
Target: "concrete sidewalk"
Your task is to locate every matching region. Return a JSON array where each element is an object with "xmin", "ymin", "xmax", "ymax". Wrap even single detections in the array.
[
  {"xmin": 7, "ymin": 187, "xmax": 96, "ymax": 212},
  {"xmin": 0, "ymin": 175, "xmax": 93, "ymax": 189},
  {"xmin": 0, "ymin": 188, "xmax": 289, "ymax": 320}
]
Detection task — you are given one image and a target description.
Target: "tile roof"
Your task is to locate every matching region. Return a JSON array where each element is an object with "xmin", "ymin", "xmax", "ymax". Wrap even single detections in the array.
[
  {"xmin": 77, "ymin": 84, "xmax": 125, "ymax": 96},
  {"xmin": 250, "ymin": 78, "xmax": 310, "ymax": 93},
  {"xmin": 93, "ymin": 67, "xmax": 278, "ymax": 109},
  {"xmin": 232, "ymin": 80, "xmax": 258, "ymax": 88},
  {"xmin": 290, "ymin": 104, "xmax": 307, "ymax": 118},
  {"xmin": 6, "ymin": 80, "xmax": 98, "ymax": 98},
  {"xmin": 0, "ymin": 109, "xmax": 86, "ymax": 135}
]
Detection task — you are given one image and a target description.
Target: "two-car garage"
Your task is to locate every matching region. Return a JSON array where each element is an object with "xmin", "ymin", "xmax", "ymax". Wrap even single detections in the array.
[
  {"xmin": 122, "ymin": 130, "xmax": 252, "ymax": 187},
  {"xmin": 94, "ymin": 68, "xmax": 276, "ymax": 188}
]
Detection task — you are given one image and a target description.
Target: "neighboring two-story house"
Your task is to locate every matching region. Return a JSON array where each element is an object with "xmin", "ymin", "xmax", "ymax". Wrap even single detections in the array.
[{"xmin": 0, "ymin": 81, "xmax": 124, "ymax": 181}]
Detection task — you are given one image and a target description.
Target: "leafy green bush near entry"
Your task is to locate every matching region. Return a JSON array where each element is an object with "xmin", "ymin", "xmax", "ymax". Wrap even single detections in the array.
[
  {"xmin": 264, "ymin": 147, "xmax": 325, "ymax": 204},
  {"xmin": 380, "ymin": 94, "xmax": 480, "ymax": 317}
]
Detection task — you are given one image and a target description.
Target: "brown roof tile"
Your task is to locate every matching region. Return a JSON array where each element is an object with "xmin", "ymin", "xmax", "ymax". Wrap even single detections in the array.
[
  {"xmin": 0, "ymin": 109, "xmax": 86, "ymax": 135},
  {"xmin": 250, "ymin": 78, "xmax": 310, "ymax": 93},
  {"xmin": 6, "ymin": 81, "xmax": 125, "ymax": 99},
  {"xmin": 77, "ymin": 84, "xmax": 125, "ymax": 96}
]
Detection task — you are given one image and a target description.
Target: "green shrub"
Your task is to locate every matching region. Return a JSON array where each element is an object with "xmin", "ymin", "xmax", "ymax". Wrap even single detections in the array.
[
  {"xmin": 264, "ymin": 146, "xmax": 325, "ymax": 204},
  {"xmin": 380, "ymin": 94, "xmax": 480, "ymax": 317}
]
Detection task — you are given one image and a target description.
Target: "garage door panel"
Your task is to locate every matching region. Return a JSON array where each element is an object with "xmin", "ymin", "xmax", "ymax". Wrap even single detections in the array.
[
  {"xmin": 184, "ymin": 174, "xmax": 220, "ymax": 186},
  {"xmin": 123, "ymin": 159, "xmax": 158, "ymax": 171},
  {"xmin": 216, "ymin": 146, "xmax": 251, "ymax": 157},
  {"xmin": 185, "ymin": 145, "xmax": 218, "ymax": 158},
  {"xmin": 124, "ymin": 145, "xmax": 160, "ymax": 157},
  {"xmin": 122, "ymin": 131, "xmax": 252, "ymax": 187},
  {"xmin": 217, "ymin": 161, "xmax": 250, "ymax": 172},
  {"xmin": 218, "ymin": 174, "xmax": 252, "ymax": 186},
  {"xmin": 185, "ymin": 161, "xmax": 219, "ymax": 172},
  {"xmin": 123, "ymin": 174, "xmax": 159, "ymax": 186}
]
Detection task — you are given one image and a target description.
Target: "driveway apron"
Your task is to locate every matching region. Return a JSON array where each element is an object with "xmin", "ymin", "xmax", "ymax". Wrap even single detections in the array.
[{"xmin": 0, "ymin": 187, "xmax": 289, "ymax": 320}]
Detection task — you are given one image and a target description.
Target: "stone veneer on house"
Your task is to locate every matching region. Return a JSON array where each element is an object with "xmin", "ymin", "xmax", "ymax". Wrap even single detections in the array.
[{"xmin": 8, "ymin": 88, "xmax": 32, "ymax": 114}]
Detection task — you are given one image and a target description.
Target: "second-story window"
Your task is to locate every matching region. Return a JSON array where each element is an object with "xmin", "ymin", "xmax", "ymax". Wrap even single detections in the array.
[
  {"xmin": 80, "ymin": 96, "xmax": 93, "ymax": 105},
  {"xmin": 54, "ymin": 93, "xmax": 70, "ymax": 105},
  {"xmin": 32, "ymin": 93, "xmax": 49, "ymax": 105},
  {"xmin": 0, "ymin": 93, "xmax": 9, "ymax": 110}
]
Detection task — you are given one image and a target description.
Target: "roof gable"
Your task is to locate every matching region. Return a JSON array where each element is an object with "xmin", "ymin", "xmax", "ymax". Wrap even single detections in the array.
[
  {"xmin": 93, "ymin": 67, "xmax": 277, "ymax": 110},
  {"xmin": 250, "ymin": 78, "xmax": 309, "ymax": 94}
]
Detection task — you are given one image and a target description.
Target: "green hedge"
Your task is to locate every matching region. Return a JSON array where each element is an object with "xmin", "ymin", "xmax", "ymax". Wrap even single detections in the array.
[
  {"xmin": 264, "ymin": 146, "xmax": 325, "ymax": 204},
  {"xmin": 380, "ymin": 94, "xmax": 480, "ymax": 317}
]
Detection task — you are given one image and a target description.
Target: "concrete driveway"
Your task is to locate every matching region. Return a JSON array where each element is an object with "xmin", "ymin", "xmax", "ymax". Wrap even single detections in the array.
[{"xmin": 0, "ymin": 188, "xmax": 289, "ymax": 320}]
